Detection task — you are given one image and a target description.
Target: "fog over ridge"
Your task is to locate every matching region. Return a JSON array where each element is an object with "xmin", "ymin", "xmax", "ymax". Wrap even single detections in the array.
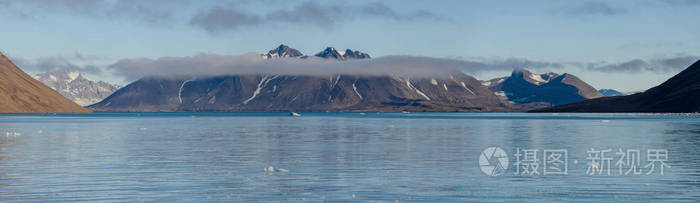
[{"xmin": 107, "ymin": 53, "xmax": 574, "ymax": 81}]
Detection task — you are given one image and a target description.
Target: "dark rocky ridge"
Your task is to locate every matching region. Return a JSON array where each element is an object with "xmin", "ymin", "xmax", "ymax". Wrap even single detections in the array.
[
  {"xmin": 314, "ymin": 47, "xmax": 370, "ymax": 60},
  {"xmin": 533, "ymin": 60, "xmax": 700, "ymax": 113},
  {"xmin": 89, "ymin": 74, "xmax": 513, "ymax": 112},
  {"xmin": 89, "ymin": 45, "xmax": 512, "ymax": 112}
]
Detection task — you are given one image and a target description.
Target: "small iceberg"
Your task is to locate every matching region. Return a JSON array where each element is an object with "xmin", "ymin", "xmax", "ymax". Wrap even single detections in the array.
[
  {"xmin": 264, "ymin": 165, "xmax": 289, "ymax": 173},
  {"xmin": 290, "ymin": 112, "xmax": 301, "ymax": 117}
]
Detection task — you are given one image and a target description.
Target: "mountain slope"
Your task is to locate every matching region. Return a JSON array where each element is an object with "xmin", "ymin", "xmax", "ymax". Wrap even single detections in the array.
[
  {"xmin": 484, "ymin": 69, "xmax": 602, "ymax": 106},
  {"xmin": 598, "ymin": 89, "xmax": 624, "ymax": 96},
  {"xmin": 89, "ymin": 45, "xmax": 512, "ymax": 112},
  {"xmin": 0, "ymin": 53, "xmax": 91, "ymax": 113},
  {"xmin": 35, "ymin": 70, "xmax": 121, "ymax": 106},
  {"xmin": 90, "ymin": 74, "xmax": 513, "ymax": 112},
  {"xmin": 533, "ymin": 60, "xmax": 700, "ymax": 113}
]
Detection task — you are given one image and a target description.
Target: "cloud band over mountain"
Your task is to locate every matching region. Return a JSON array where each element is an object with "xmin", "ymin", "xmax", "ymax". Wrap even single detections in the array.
[
  {"xmin": 105, "ymin": 53, "xmax": 699, "ymax": 81},
  {"xmin": 108, "ymin": 54, "xmax": 537, "ymax": 80}
]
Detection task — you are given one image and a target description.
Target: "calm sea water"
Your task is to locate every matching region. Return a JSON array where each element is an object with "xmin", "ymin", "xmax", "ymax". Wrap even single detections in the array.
[{"xmin": 0, "ymin": 112, "xmax": 698, "ymax": 202}]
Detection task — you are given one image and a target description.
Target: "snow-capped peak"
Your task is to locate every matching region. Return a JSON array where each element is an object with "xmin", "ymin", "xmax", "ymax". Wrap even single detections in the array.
[
  {"xmin": 34, "ymin": 70, "xmax": 121, "ymax": 106},
  {"xmin": 262, "ymin": 44, "xmax": 303, "ymax": 59},
  {"xmin": 68, "ymin": 71, "xmax": 80, "ymax": 81},
  {"xmin": 528, "ymin": 73, "xmax": 546, "ymax": 85},
  {"xmin": 315, "ymin": 47, "xmax": 371, "ymax": 60},
  {"xmin": 511, "ymin": 69, "xmax": 559, "ymax": 85},
  {"xmin": 315, "ymin": 47, "xmax": 345, "ymax": 59},
  {"xmin": 343, "ymin": 49, "xmax": 371, "ymax": 59}
]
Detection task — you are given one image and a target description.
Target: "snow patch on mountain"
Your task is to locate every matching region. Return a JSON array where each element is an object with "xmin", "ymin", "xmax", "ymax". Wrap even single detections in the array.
[
  {"xmin": 529, "ymin": 73, "xmax": 547, "ymax": 85},
  {"xmin": 404, "ymin": 78, "xmax": 431, "ymax": 100},
  {"xmin": 460, "ymin": 82, "xmax": 475, "ymax": 95},
  {"xmin": 244, "ymin": 75, "xmax": 278, "ymax": 104},
  {"xmin": 352, "ymin": 80, "xmax": 363, "ymax": 100},
  {"xmin": 178, "ymin": 79, "xmax": 193, "ymax": 104},
  {"xmin": 430, "ymin": 78, "xmax": 438, "ymax": 85}
]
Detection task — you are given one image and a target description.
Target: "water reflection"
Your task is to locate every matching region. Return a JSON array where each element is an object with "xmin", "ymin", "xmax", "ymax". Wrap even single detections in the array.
[{"xmin": 0, "ymin": 113, "xmax": 697, "ymax": 201}]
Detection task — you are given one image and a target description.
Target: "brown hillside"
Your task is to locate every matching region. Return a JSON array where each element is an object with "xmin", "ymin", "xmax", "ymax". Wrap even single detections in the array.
[{"xmin": 0, "ymin": 52, "xmax": 91, "ymax": 113}]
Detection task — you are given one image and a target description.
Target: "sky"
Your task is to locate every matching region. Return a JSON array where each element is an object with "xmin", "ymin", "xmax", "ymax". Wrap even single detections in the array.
[{"xmin": 0, "ymin": 0, "xmax": 699, "ymax": 92}]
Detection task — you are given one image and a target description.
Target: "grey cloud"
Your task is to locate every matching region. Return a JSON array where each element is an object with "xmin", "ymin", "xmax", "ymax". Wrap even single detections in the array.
[
  {"xmin": 588, "ymin": 59, "xmax": 649, "ymax": 72},
  {"xmin": 585, "ymin": 56, "xmax": 699, "ymax": 72},
  {"xmin": 190, "ymin": 6, "xmax": 262, "ymax": 32},
  {"xmin": 565, "ymin": 1, "xmax": 627, "ymax": 16},
  {"xmin": 653, "ymin": 56, "xmax": 698, "ymax": 71},
  {"xmin": 359, "ymin": 2, "xmax": 442, "ymax": 22},
  {"xmin": 0, "ymin": 0, "xmax": 442, "ymax": 32},
  {"xmin": 190, "ymin": 1, "xmax": 444, "ymax": 33},
  {"xmin": 0, "ymin": 0, "xmax": 188, "ymax": 25},
  {"xmin": 11, "ymin": 55, "xmax": 104, "ymax": 75},
  {"xmin": 107, "ymin": 53, "xmax": 568, "ymax": 81},
  {"xmin": 265, "ymin": 1, "xmax": 341, "ymax": 28},
  {"xmin": 492, "ymin": 58, "xmax": 565, "ymax": 70},
  {"xmin": 107, "ymin": 52, "xmax": 700, "ymax": 81},
  {"xmin": 658, "ymin": 0, "xmax": 700, "ymax": 6},
  {"xmin": 70, "ymin": 52, "xmax": 110, "ymax": 62}
]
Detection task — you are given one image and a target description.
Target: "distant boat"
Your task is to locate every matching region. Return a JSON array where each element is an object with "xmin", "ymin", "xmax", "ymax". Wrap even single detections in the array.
[
  {"xmin": 290, "ymin": 112, "xmax": 301, "ymax": 117},
  {"xmin": 401, "ymin": 111, "xmax": 410, "ymax": 114}
]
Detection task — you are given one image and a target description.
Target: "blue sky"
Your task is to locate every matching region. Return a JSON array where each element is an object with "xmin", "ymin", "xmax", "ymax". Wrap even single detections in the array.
[{"xmin": 0, "ymin": 0, "xmax": 699, "ymax": 92}]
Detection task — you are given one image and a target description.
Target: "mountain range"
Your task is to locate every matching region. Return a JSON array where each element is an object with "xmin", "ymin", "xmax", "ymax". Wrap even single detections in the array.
[
  {"xmin": 34, "ymin": 70, "xmax": 121, "ymax": 106},
  {"xmin": 533, "ymin": 60, "xmax": 700, "ymax": 113},
  {"xmin": 2, "ymin": 45, "xmax": 695, "ymax": 113},
  {"xmin": 89, "ymin": 45, "xmax": 514, "ymax": 112},
  {"xmin": 481, "ymin": 69, "xmax": 602, "ymax": 106},
  {"xmin": 0, "ymin": 52, "xmax": 90, "ymax": 113}
]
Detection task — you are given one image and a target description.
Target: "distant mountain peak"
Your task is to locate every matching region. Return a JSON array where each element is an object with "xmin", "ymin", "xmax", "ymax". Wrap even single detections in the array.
[
  {"xmin": 315, "ymin": 47, "xmax": 370, "ymax": 60},
  {"xmin": 343, "ymin": 49, "xmax": 371, "ymax": 59},
  {"xmin": 262, "ymin": 44, "xmax": 303, "ymax": 59},
  {"xmin": 35, "ymin": 70, "xmax": 121, "ymax": 106},
  {"xmin": 488, "ymin": 69, "xmax": 600, "ymax": 106},
  {"xmin": 510, "ymin": 69, "xmax": 558, "ymax": 85},
  {"xmin": 315, "ymin": 47, "xmax": 345, "ymax": 59},
  {"xmin": 598, "ymin": 89, "xmax": 624, "ymax": 96},
  {"xmin": 36, "ymin": 69, "xmax": 85, "ymax": 82}
]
